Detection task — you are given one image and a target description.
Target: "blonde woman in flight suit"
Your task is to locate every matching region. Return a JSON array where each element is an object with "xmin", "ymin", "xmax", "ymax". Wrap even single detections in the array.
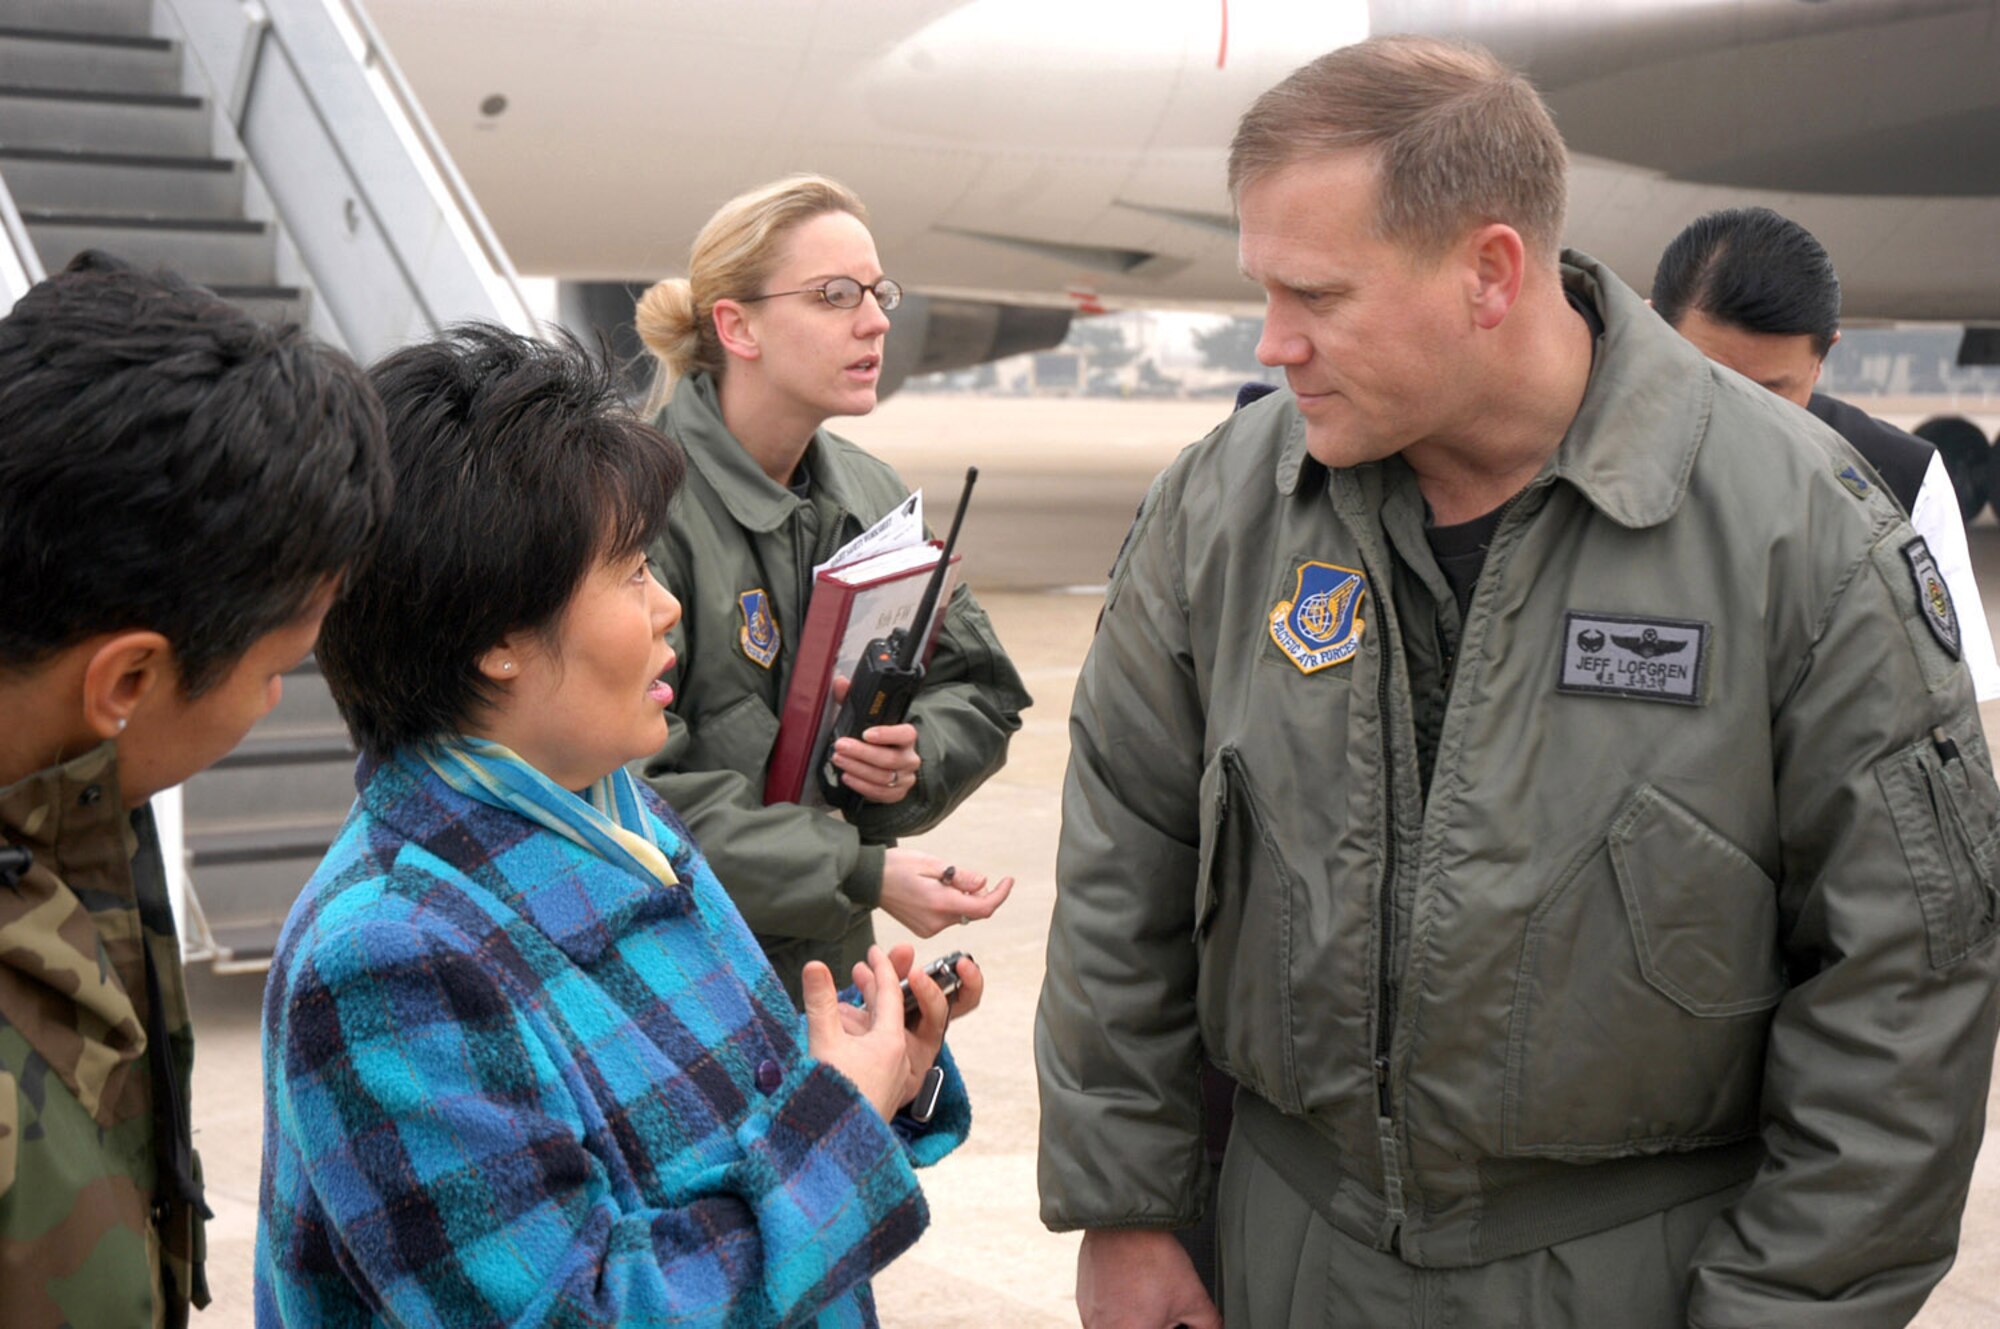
[{"xmin": 633, "ymin": 175, "xmax": 1031, "ymax": 1004}]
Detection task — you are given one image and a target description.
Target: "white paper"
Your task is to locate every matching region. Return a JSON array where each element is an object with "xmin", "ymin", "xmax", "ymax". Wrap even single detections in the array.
[{"xmin": 816, "ymin": 490, "xmax": 923, "ymax": 577}]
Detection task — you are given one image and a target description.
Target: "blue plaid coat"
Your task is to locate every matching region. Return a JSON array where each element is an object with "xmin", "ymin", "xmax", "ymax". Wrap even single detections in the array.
[{"xmin": 254, "ymin": 751, "xmax": 967, "ymax": 1327}]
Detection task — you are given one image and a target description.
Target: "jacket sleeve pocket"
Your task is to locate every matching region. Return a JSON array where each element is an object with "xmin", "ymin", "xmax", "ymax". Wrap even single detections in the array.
[
  {"xmin": 1874, "ymin": 731, "xmax": 2000, "ymax": 970},
  {"xmin": 1609, "ymin": 785, "xmax": 1786, "ymax": 1018}
]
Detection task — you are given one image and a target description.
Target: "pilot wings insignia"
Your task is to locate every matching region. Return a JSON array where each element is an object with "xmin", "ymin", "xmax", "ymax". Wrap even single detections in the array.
[{"xmin": 1609, "ymin": 628, "xmax": 1687, "ymax": 659}]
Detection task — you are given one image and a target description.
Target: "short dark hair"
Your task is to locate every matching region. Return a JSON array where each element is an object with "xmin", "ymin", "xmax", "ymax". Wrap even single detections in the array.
[
  {"xmin": 319, "ymin": 323, "xmax": 686, "ymax": 757},
  {"xmin": 1651, "ymin": 207, "xmax": 1841, "ymax": 356},
  {"xmin": 0, "ymin": 250, "xmax": 389, "ymax": 693}
]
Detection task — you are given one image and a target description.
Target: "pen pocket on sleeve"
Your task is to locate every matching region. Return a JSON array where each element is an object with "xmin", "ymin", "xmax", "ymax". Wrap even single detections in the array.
[{"xmin": 1875, "ymin": 731, "xmax": 2000, "ymax": 970}]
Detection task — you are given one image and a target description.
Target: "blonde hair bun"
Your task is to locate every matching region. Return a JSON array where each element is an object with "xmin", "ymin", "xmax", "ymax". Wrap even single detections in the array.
[{"xmin": 635, "ymin": 278, "xmax": 701, "ymax": 382}]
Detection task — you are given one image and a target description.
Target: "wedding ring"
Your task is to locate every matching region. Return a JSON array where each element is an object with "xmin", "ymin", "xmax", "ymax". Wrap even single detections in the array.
[
  {"xmin": 888, "ymin": 770, "xmax": 899, "ymax": 788},
  {"xmin": 958, "ymin": 914, "xmax": 972, "ymax": 927}
]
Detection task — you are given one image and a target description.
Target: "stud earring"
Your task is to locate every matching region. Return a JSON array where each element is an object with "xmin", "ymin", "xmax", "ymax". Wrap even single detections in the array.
[
  {"xmin": 501, "ymin": 661, "xmax": 515, "ymax": 673},
  {"xmin": 115, "ymin": 718, "xmax": 128, "ymax": 733}
]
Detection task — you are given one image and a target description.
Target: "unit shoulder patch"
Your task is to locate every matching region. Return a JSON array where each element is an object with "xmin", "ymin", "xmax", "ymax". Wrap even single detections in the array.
[
  {"xmin": 1903, "ymin": 537, "xmax": 1961, "ymax": 660},
  {"xmin": 1835, "ymin": 462, "xmax": 1873, "ymax": 500},
  {"xmin": 1269, "ymin": 561, "xmax": 1367, "ymax": 674},
  {"xmin": 738, "ymin": 588, "xmax": 780, "ymax": 668},
  {"xmin": 1557, "ymin": 611, "xmax": 1708, "ymax": 705}
]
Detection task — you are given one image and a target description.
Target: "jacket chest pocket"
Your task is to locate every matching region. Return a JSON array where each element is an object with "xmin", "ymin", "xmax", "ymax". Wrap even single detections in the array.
[
  {"xmin": 683, "ymin": 693, "xmax": 781, "ymax": 780},
  {"xmin": 1194, "ymin": 746, "xmax": 1304, "ymax": 1111},
  {"xmin": 1503, "ymin": 785, "xmax": 1783, "ymax": 1158}
]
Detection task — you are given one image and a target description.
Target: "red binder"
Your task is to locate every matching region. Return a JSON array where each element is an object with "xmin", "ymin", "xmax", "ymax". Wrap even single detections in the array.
[{"xmin": 763, "ymin": 542, "xmax": 960, "ymax": 807}]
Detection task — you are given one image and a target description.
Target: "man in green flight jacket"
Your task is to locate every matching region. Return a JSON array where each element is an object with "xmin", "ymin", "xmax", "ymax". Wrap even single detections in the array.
[{"xmin": 1036, "ymin": 37, "xmax": 2000, "ymax": 1329}]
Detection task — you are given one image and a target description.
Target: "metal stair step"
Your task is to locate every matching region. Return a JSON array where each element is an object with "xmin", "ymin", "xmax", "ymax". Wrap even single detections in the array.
[
  {"xmin": 24, "ymin": 213, "xmax": 275, "ymax": 285},
  {"xmin": 186, "ymin": 817, "xmax": 346, "ymax": 869},
  {"xmin": 209, "ymin": 282, "xmax": 312, "ymax": 327},
  {"xmin": 181, "ymin": 816, "xmax": 339, "ymax": 966},
  {"xmin": 0, "ymin": 1, "xmax": 154, "ymax": 40},
  {"xmin": 0, "ymin": 85, "xmax": 207, "ymax": 156},
  {"xmin": 0, "ymin": 26, "xmax": 180, "ymax": 95},
  {"xmin": 182, "ymin": 783, "xmax": 356, "ymax": 834},
  {"xmin": 0, "ymin": 147, "xmax": 240, "ymax": 216}
]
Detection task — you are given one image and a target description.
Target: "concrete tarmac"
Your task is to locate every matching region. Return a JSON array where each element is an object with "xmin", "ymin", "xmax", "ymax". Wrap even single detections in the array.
[{"xmin": 187, "ymin": 393, "xmax": 2000, "ymax": 1327}]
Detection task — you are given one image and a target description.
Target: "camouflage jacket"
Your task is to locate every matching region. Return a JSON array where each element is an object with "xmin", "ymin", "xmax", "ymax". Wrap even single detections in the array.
[{"xmin": 0, "ymin": 743, "xmax": 208, "ymax": 1327}]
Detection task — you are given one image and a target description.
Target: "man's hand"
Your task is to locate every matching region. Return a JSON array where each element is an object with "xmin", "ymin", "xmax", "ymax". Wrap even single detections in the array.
[
  {"xmin": 879, "ymin": 849, "xmax": 1013, "ymax": 938},
  {"xmin": 1077, "ymin": 1229, "xmax": 1221, "ymax": 1329},
  {"xmin": 828, "ymin": 674, "xmax": 920, "ymax": 803}
]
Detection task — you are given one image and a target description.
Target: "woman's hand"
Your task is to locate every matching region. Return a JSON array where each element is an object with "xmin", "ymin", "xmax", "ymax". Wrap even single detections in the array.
[
  {"xmin": 878, "ymin": 849, "xmax": 1013, "ymax": 938},
  {"xmin": 827, "ymin": 674, "xmax": 920, "ymax": 803},
  {"xmin": 802, "ymin": 947, "xmax": 916, "ymax": 1120},
  {"xmin": 833, "ymin": 944, "xmax": 984, "ymax": 1114}
]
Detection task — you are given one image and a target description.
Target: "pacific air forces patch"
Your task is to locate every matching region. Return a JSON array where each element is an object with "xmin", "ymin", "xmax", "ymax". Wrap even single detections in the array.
[
  {"xmin": 1903, "ymin": 537, "xmax": 1961, "ymax": 659},
  {"xmin": 1270, "ymin": 561, "xmax": 1367, "ymax": 673},
  {"xmin": 738, "ymin": 588, "xmax": 779, "ymax": 668}
]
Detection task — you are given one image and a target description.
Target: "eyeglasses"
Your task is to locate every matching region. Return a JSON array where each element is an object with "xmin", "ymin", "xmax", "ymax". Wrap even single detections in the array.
[{"xmin": 739, "ymin": 275, "xmax": 903, "ymax": 312}]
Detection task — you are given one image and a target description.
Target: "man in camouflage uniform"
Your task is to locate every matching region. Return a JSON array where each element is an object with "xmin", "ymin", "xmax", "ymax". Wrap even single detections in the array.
[{"xmin": 0, "ymin": 252, "xmax": 388, "ymax": 1325}]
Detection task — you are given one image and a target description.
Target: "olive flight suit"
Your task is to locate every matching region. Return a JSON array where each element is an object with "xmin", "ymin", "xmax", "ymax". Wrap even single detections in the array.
[
  {"xmin": 1035, "ymin": 253, "xmax": 2000, "ymax": 1328},
  {"xmin": 642, "ymin": 372, "xmax": 1031, "ymax": 1002}
]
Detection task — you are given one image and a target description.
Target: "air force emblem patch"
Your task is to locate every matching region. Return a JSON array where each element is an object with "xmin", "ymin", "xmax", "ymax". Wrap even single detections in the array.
[
  {"xmin": 1903, "ymin": 537, "xmax": 1961, "ymax": 659},
  {"xmin": 1270, "ymin": 562, "xmax": 1367, "ymax": 673},
  {"xmin": 738, "ymin": 588, "xmax": 780, "ymax": 668},
  {"xmin": 1558, "ymin": 611, "xmax": 1707, "ymax": 705}
]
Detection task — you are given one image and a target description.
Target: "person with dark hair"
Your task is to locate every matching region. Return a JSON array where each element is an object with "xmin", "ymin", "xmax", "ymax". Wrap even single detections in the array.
[
  {"xmin": 0, "ymin": 250, "xmax": 390, "ymax": 1328},
  {"xmin": 256, "ymin": 323, "xmax": 980, "ymax": 1325},
  {"xmin": 1037, "ymin": 36, "xmax": 2000, "ymax": 1329},
  {"xmin": 1653, "ymin": 206, "xmax": 1999, "ymax": 698}
]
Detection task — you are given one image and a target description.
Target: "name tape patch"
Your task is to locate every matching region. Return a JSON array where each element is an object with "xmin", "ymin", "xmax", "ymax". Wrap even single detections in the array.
[
  {"xmin": 1903, "ymin": 536, "xmax": 1961, "ymax": 660},
  {"xmin": 1269, "ymin": 561, "xmax": 1368, "ymax": 674},
  {"xmin": 1557, "ymin": 611, "xmax": 1707, "ymax": 706}
]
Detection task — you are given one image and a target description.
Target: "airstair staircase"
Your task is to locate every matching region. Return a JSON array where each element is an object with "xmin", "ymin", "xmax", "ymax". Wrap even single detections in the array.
[{"xmin": 0, "ymin": 0, "xmax": 536, "ymax": 969}]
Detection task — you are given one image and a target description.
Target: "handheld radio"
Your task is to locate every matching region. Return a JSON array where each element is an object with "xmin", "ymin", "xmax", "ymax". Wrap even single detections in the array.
[{"xmin": 820, "ymin": 466, "xmax": 978, "ymax": 812}]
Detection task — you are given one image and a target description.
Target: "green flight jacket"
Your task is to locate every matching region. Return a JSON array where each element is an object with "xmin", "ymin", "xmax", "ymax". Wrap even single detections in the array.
[
  {"xmin": 641, "ymin": 373, "xmax": 1031, "ymax": 1001},
  {"xmin": 1035, "ymin": 253, "xmax": 2000, "ymax": 1329},
  {"xmin": 0, "ymin": 744, "xmax": 208, "ymax": 1328}
]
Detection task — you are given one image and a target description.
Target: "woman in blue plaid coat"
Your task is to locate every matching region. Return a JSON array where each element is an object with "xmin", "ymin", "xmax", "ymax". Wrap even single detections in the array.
[{"xmin": 254, "ymin": 325, "xmax": 979, "ymax": 1327}]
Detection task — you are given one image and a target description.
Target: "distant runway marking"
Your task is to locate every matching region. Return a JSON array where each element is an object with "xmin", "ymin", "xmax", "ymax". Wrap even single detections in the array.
[{"xmin": 1053, "ymin": 584, "xmax": 1110, "ymax": 596}]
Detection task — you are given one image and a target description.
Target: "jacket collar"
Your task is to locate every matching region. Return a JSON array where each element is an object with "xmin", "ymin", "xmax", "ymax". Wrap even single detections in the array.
[
  {"xmin": 0, "ymin": 741, "xmax": 135, "ymax": 877},
  {"xmin": 1280, "ymin": 250, "xmax": 1711, "ymax": 531},
  {"xmin": 663, "ymin": 371, "xmax": 860, "ymax": 533},
  {"xmin": 1544, "ymin": 251, "xmax": 1711, "ymax": 529},
  {"xmin": 0, "ymin": 742, "xmax": 149, "ymax": 1123},
  {"xmin": 355, "ymin": 750, "xmax": 693, "ymax": 967}
]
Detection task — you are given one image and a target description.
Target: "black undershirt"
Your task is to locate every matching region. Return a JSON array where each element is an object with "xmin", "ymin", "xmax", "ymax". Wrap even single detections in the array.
[
  {"xmin": 1419, "ymin": 289, "xmax": 1605, "ymax": 618},
  {"xmin": 1425, "ymin": 505, "xmax": 1509, "ymax": 623}
]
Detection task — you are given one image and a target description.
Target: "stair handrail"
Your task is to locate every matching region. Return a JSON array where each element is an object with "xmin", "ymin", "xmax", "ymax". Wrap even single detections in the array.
[
  {"xmin": 159, "ymin": 0, "xmax": 538, "ymax": 355},
  {"xmin": 321, "ymin": 0, "xmax": 531, "ymax": 315},
  {"xmin": 0, "ymin": 169, "xmax": 47, "ymax": 314}
]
